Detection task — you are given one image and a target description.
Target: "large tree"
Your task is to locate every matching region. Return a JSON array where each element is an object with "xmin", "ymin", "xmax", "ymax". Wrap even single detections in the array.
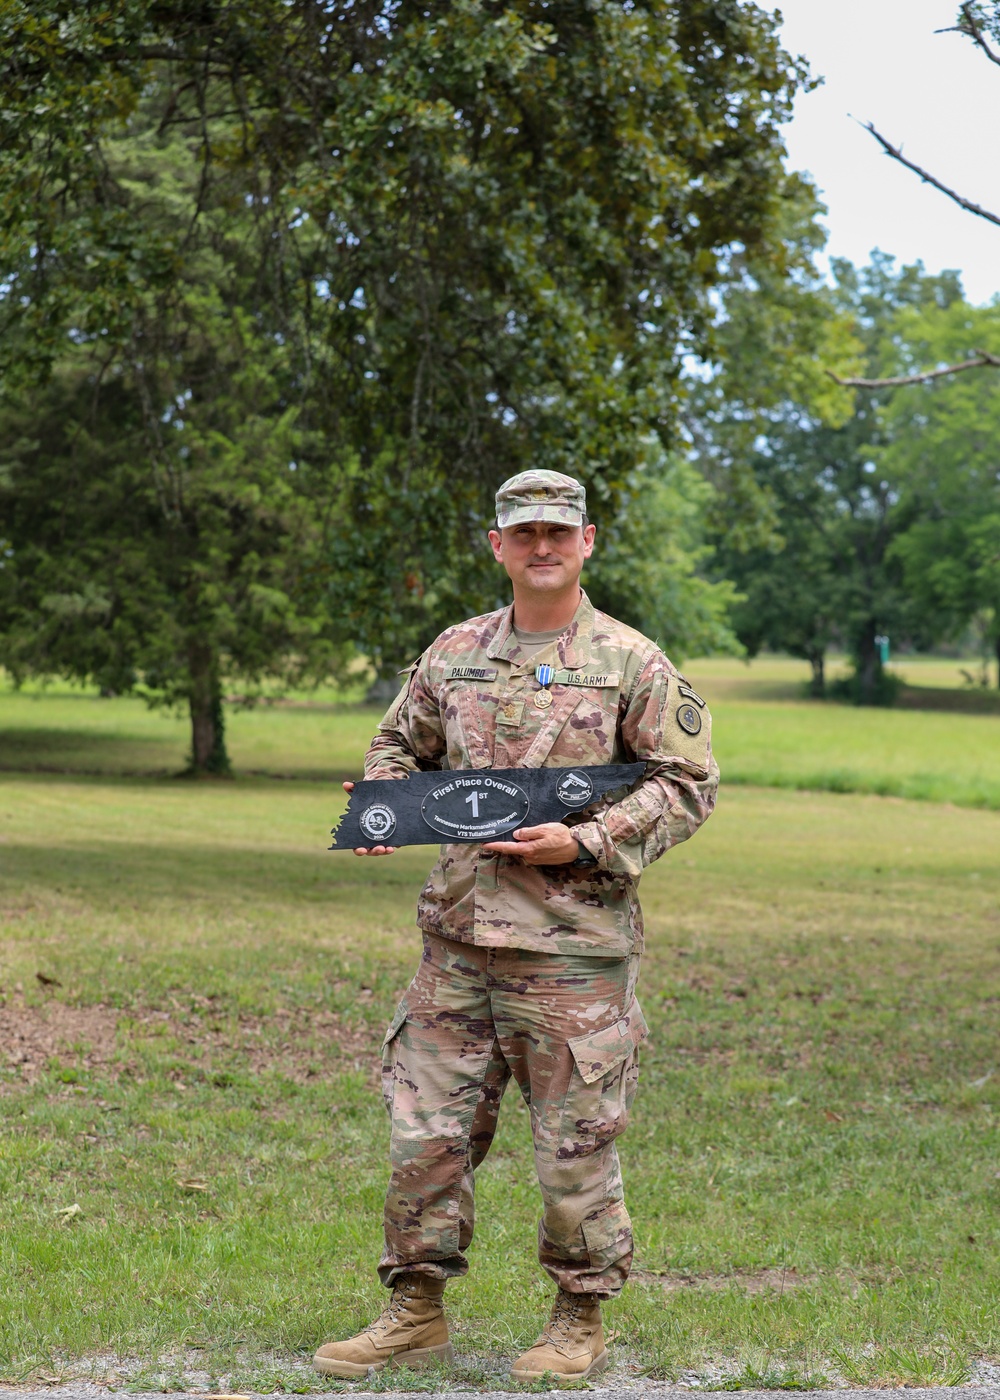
[
  {"xmin": 0, "ymin": 106, "xmax": 341, "ymax": 770},
  {"xmin": 0, "ymin": 1, "xmax": 822, "ymax": 763}
]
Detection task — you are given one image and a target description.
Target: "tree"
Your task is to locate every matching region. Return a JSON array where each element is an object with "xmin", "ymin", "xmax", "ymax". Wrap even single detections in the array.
[
  {"xmin": 585, "ymin": 450, "xmax": 743, "ymax": 661},
  {"xmin": 0, "ymin": 302, "xmax": 343, "ymax": 772},
  {"xmin": 878, "ymin": 299, "xmax": 1000, "ymax": 686},
  {"xmin": 0, "ymin": 108, "xmax": 343, "ymax": 771},
  {"xmin": 0, "ymin": 0, "xmax": 827, "ymax": 738},
  {"xmin": 703, "ymin": 255, "xmax": 968, "ymax": 704}
]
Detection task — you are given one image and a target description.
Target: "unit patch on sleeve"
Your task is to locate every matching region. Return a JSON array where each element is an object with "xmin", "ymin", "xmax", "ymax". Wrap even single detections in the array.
[
  {"xmin": 676, "ymin": 703, "xmax": 703, "ymax": 736},
  {"xmin": 445, "ymin": 666, "xmax": 498, "ymax": 682}
]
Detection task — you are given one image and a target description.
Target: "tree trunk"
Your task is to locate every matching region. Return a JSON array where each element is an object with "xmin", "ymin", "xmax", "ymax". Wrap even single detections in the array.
[
  {"xmin": 856, "ymin": 621, "xmax": 880, "ymax": 706},
  {"xmin": 807, "ymin": 649, "xmax": 825, "ymax": 698},
  {"xmin": 995, "ymin": 632, "xmax": 1000, "ymax": 691},
  {"xmin": 187, "ymin": 643, "xmax": 231, "ymax": 775}
]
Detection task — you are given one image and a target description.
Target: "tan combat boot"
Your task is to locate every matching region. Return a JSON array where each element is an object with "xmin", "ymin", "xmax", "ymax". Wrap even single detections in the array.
[
  {"xmin": 313, "ymin": 1274, "xmax": 453, "ymax": 1377},
  {"xmin": 510, "ymin": 1289, "xmax": 609, "ymax": 1383}
]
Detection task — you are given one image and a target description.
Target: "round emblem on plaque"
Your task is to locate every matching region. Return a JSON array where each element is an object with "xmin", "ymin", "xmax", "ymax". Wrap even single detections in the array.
[
  {"xmin": 421, "ymin": 775, "xmax": 531, "ymax": 841},
  {"xmin": 677, "ymin": 703, "xmax": 702, "ymax": 736},
  {"xmin": 359, "ymin": 803, "xmax": 397, "ymax": 842},
  {"xmin": 555, "ymin": 770, "xmax": 595, "ymax": 807}
]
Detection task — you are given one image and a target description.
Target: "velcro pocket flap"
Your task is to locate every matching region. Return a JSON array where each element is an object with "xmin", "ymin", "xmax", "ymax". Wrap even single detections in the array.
[
  {"xmin": 381, "ymin": 999, "xmax": 408, "ymax": 1050},
  {"xmin": 568, "ymin": 1000, "xmax": 649, "ymax": 1085}
]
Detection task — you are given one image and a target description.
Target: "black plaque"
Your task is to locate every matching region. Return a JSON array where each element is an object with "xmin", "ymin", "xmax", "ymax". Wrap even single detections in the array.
[{"xmin": 330, "ymin": 763, "xmax": 644, "ymax": 850}]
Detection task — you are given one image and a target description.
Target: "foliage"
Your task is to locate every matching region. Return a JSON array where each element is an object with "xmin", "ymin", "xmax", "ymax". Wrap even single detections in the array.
[
  {"xmin": 585, "ymin": 449, "xmax": 743, "ymax": 662},
  {"xmin": 0, "ymin": 276, "xmax": 345, "ymax": 771},
  {"xmin": 876, "ymin": 299, "xmax": 1000, "ymax": 687},
  {"xmin": 704, "ymin": 254, "xmax": 970, "ymax": 703},
  {"xmin": 0, "ymin": 0, "xmax": 829, "ymax": 732}
]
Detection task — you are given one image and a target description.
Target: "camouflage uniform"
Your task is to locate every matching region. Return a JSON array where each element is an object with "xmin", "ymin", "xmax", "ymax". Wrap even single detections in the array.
[{"xmin": 365, "ymin": 471, "xmax": 718, "ymax": 1296}]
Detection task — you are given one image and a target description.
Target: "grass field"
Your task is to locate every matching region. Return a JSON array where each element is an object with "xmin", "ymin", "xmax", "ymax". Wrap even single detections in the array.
[
  {"xmin": 1, "ymin": 663, "xmax": 999, "ymax": 1391},
  {"xmin": 3, "ymin": 655, "xmax": 1000, "ymax": 809}
]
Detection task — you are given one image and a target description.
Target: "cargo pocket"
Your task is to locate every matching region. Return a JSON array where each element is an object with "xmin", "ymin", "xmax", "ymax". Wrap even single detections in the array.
[
  {"xmin": 558, "ymin": 1001, "xmax": 648, "ymax": 1158},
  {"xmin": 380, "ymin": 1000, "xmax": 408, "ymax": 1114},
  {"xmin": 581, "ymin": 1199, "xmax": 633, "ymax": 1270}
]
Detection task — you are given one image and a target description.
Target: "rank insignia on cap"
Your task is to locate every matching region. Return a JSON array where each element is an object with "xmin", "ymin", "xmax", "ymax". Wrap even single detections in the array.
[{"xmin": 677, "ymin": 703, "xmax": 702, "ymax": 736}]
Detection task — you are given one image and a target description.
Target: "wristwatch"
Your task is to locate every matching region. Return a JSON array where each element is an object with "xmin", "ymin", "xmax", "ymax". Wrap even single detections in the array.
[{"xmin": 571, "ymin": 843, "xmax": 598, "ymax": 868}]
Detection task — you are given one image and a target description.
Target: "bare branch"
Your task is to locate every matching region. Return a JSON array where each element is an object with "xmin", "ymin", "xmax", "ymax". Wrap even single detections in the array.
[
  {"xmin": 860, "ymin": 120, "xmax": 1000, "ymax": 228},
  {"xmin": 827, "ymin": 351, "xmax": 1000, "ymax": 389}
]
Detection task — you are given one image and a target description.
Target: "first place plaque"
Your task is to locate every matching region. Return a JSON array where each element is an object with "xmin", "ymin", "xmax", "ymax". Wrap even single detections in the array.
[{"xmin": 330, "ymin": 763, "xmax": 644, "ymax": 850}]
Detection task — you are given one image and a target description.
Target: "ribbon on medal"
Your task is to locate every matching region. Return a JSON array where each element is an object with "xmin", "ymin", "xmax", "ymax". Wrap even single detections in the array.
[{"xmin": 534, "ymin": 662, "xmax": 554, "ymax": 709}]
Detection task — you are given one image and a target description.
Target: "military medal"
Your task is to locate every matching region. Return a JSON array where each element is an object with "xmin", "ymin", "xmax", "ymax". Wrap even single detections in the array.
[{"xmin": 533, "ymin": 663, "xmax": 554, "ymax": 709}]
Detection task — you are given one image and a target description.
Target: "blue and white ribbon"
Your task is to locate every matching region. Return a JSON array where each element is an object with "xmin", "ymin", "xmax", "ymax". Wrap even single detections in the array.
[{"xmin": 535, "ymin": 663, "xmax": 554, "ymax": 689}]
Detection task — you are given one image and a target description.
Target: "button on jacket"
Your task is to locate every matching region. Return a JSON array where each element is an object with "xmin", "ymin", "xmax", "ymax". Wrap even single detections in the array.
[{"xmin": 364, "ymin": 593, "xmax": 719, "ymax": 958}]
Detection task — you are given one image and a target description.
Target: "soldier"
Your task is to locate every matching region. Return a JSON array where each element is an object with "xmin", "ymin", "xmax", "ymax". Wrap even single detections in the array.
[{"xmin": 314, "ymin": 470, "xmax": 718, "ymax": 1382}]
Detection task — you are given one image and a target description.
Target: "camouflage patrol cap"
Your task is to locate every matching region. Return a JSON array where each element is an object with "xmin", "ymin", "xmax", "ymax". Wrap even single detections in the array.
[{"xmin": 495, "ymin": 470, "xmax": 587, "ymax": 529}]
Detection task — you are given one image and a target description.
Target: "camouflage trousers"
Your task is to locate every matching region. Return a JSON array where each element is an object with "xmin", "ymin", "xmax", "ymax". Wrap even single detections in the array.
[{"xmin": 378, "ymin": 932, "xmax": 648, "ymax": 1297}]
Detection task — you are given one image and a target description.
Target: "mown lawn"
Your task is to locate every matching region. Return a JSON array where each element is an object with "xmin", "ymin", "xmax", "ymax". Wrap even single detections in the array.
[
  {"xmin": 1, "ymin": 746, "xmax": 998, "ymax": 1389},
  {"xmin": 3, "ymin": 656, "xmax": 999, "ymax": 810}
]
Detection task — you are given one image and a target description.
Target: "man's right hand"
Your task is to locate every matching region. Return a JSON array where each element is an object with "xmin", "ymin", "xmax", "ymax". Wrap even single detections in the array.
[{"xmin": 342, "ymin": 781, "xmax": 397, "ymax": 857}]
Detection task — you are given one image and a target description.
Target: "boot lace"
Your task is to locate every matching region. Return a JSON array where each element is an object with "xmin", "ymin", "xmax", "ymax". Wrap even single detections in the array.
[
  {"xmin": 541, "ymin": 1291, "xmax": 586, "ymax": 1345},
  {"xmin": 367, "ymin": 1279, "xmax": 418, "ymax": 1340}
]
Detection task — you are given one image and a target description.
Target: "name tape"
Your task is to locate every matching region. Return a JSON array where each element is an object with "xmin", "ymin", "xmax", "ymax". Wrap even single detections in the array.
[{"xmin": 445, "ymin": 666, "xmax": 498, "ymax": 681}]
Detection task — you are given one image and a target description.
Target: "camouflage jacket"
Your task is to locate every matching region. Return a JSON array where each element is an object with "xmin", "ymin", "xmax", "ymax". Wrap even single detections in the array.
[{"xmin": 364, "ymin": 592, "xmax": 719, "ymax": 957}]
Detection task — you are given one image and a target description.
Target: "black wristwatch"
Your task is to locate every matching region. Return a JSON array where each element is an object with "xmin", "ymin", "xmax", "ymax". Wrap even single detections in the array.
[{"xmin": 571, "ymin": 847, "xmax": 598, "ymax": 868}]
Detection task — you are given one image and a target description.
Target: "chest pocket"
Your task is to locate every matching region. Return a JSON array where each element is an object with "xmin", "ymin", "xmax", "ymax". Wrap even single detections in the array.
[
  {"xmin": 561, "ymin": 684, "xmax": 619, "ymax": 763},
  {"xmin": 520, "ymin": 683, "xmax": 618, "ymax": 767}
]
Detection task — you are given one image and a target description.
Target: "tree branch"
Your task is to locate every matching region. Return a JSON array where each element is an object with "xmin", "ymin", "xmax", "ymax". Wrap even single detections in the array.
[
  {"xmin": 935, "ymin": 3, "xmax": 1000, "ymax": 68},
  {"xmin": 827, "ymin": 351, "xmax": 1000, "ymax": 389},
  {"xmin": 861, "ymin": 120, "xmax": 1000, "ymax": 227}
]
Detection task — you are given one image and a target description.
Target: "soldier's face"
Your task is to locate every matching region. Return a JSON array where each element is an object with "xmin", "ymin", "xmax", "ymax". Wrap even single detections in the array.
[{"xmin": 487, "ymin": 521, "xmax": 596, "ymax": 594}]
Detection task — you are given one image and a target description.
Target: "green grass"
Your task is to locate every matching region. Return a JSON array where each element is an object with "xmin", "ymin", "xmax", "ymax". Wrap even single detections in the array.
[
  {"xmin": 4, "ymin": 657, "xmax": 1000, "ymax": 811},
  {"xmin": 1, "ymin": 766, "xmax": 998, "ymax": 1388},
  {"xmin": 708, "ymin": 699, "xmax": 1000, "ymax": 808},
  {"xmin": 686, "ymin": 654, "xmax": 1000, "ymax": 811},
  {"xmin": 0, "ymin": 684, "xmax": 377, "ymax": 780},
  {"xmin": 1, "ymin": 660, "xmax": 999, "ymax": 1386}
]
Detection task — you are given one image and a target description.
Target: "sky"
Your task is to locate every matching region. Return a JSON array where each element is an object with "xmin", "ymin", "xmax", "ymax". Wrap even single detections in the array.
[{"xmin": 774, "ymin": 0, "xmax": 1000, "ymax": 305}]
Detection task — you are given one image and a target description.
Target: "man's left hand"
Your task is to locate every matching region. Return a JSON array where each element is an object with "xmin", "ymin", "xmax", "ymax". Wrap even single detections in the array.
[{"xmin": 482, "ymin": 823, "xmax": 581, "ymax": 865}]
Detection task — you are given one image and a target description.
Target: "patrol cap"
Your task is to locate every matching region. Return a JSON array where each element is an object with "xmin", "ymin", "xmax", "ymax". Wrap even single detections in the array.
[{"xmin": 495, "ymin": 470, "xmax": 587, "ymax": 529}]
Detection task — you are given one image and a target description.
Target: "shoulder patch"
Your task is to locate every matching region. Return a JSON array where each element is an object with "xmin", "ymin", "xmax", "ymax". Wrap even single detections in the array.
[
  {"xmin": 676, "ymin": 702, "xmax": 702, "ymax": 735},
  {"xmin": 662, "ymin": 689, "xmax": 712, "ymax": 772},
  {"xmin": 445, "ymin": 666, "xmax": 498, "ymax": 682}
]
